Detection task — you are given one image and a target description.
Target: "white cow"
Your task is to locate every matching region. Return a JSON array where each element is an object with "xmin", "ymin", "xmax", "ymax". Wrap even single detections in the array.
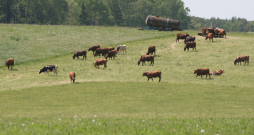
[{"xmin": 116, "ymin": 45, "xmax": 126, "ymax": 54}]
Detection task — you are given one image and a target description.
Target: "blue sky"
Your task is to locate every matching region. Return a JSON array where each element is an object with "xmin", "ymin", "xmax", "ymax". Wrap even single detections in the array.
[{"xmin": 182, "ymin": 0, "xmax": 254, "ymax": 21}]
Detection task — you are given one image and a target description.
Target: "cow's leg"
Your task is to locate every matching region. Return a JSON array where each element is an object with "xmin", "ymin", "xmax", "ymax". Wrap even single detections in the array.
[
  {"xmin": 151, "ymin": 78, "xmax": 153, "ymax": 81},
  {"xmin": 147, "ymin": 78, "xmax": 150, "ymax": 82},
  {"xmin": 159, "ymin": 77, "xmax": 161, "ymax": 82}
]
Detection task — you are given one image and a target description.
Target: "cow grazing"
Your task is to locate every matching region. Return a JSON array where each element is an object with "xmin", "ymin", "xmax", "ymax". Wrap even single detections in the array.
[
  {"xmin": 105, "ymin": 50, "xmax": 117, "ymax": 60},
  {"xmin": 116, "ymin": 45, "xmax": 126, "ymax": 54},
  {"xmin": 209, "ymin": 70, "xmax": 224, "ymax": 76},
  {"xmin": 143, "ymin": 71, "xmax": 161, "ymax": 82},
  {"xmin": 234, "ymin": 55, "xmax": 249, "ymax": 65},
  {"xmin": 194, "ymin": 68, "xmax": 211, "ymax": 78},
  {"xmin": 5, "ymin": 58, "xmax": 14, "ymax": 70},
  {"xmin": 138, "ymin": 55, "xmax": 154, "ymax": 66},
  {"xmin": 220, "ymin": 29, "xmax": 226, "ymax": 38},
  {"xmin": 94, "ymin": 47, "xmax": 115, "ymax": 57},
  {"xmin": 201, "ymin": 28, "xmax": 207, "ymax": 37},
  {"xmin": 184, "ymin": 36, "xmax": 195, "ymax": 44},
  {"xmin": 73, "ymin": 50, "xmax": 87, "ymax": 60},
  {"xmin": 205, "ymin": 33, "xmax": 214, "ymax": 42},
  {"xmin": 184, "ymin": 42, "xmax": 196, "ymax": 51},
  {"xmin": 94, "ymin": 59, "xmax": 107, "ymax": 69},
  {"xmin": 146, "ymin": 46, "xmax": 156, "ymax": 55},
  {"xmin": 69, "ymin": 71, "xmax": 76, "ymax": 83},
  {"xmin": 39, "ymin": 65, "xmax": 58, "ymax": 76},
  {"xmin": 88, "ymin": 45, "xmax": 100, "ymax": 54},
  {"xmin": 176, "ymin": 33, "xmax": 189, "ymax": 42}
]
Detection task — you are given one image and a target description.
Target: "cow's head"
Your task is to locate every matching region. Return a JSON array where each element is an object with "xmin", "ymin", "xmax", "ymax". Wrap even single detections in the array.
[
  {"xmin": 194, "ymin": 70, "xmax": 197, "ymax": 74},
  {"xmin": 146, "ymin": 52, "xmax": 149, "ymax": 55},
  {"xmin": 138, "ymin": 61, "xmax": 141, "ymax": 65},
  {"xmin": 38, "ymin": 70, "xmax": 43, "ymax": 74},
  {"xmin": 88, "ymin": 47, "xmax": 91, "ymax": 51},
  {"xmin": 234, "ymin": 59, "xmax": 238, "ymax": 65},
  {"xmin": 94, "ymin": 53, "xmax": 97, "ymax": 57},
  {"xmin": 184, "ymin": 47, "xmax": 186, "ymax": 51},
  {"xmin": 142, "ymin": 72, "xmax": 148, "ymax": 76},
  {"xmin": 73, "ymin": 55, "xmax": 75, "ymax": 59},
  {"xmin": 205, "ymin": 36, "xmax": 208, "ymax": 40}
]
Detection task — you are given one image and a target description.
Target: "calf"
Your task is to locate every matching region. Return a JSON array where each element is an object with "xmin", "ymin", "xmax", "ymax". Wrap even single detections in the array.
[
  {"xmin": 209, "ymin": 70, "xmax": 224, "ymax": 76},
  {"xmin": 234, "ymin": 55, "xmax": 249, "ymax": 65},
  {"xmin": 116, "ymin": 45, "xmax": 126, "ymax": 54},
  {"xmin": 88, "ymin": 45, "xmax": 100, "ymax": 54},
  {"xmin": 5, "ymin": 58, "xmax": 14, "ymax": 70},
  {"xmin": 94, "ymin": 59, "xmax": 107, "ymax": 69},
  {"xmin": 176, "ymin": 33, "xmax": 189, "ymax": 42},
  {"xmin": 194, "ymin": 68, "xmax": 211, "ymax": 78},
  {"xmin": 146, "ymin": 46, "xmax": 156, "ymax": 55},
  {"xmin": 184, "ymin": 42, "xmax": 196, "ymax": 51},
  {"xmin": 143, "ymin": 71, "xmax": 161, "ymax": 82},
  {"xmin": 105, "ymin": 50, "xmax": 117, "ymax": 60},
  {"xmin": 39, "ymin": 65, "xmax": 58, "ymax": 76},
  {"xmin": 69, "ymin": 71, "xmax": 76, "ymax": 83},
  {"xmin": 184, "ymin": 36, "xmax": 195, "ymax": 44},
  {"xmin": 138, "ymin": 55, "xmax": 154, "ymax": 66},
  {"xmin": 205, "ymin": 33, "xmax": 214, "ymax": 42},
  {"xmin": 73, "ymin": 50, "xmax": 87, "ymax": 60}
]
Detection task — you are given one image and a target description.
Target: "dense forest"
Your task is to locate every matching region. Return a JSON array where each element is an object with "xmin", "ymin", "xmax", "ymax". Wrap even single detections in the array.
[{"xmin": 1, "ymin": 0, "xmax": 254, "ymax": 32}]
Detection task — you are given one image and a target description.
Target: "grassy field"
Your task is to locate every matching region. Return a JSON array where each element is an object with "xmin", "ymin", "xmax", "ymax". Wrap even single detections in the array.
[{"xmin": 1, "ymin": 24, "xmax": 254, "ymax": 134}]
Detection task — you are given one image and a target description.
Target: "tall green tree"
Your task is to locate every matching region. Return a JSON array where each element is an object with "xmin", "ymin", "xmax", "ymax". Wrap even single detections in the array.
[
  {"xmin": 109, "ymin": 0, "xmax": 123, "ymax": 26},
  {"xmin": 79, "ymin": 3, "xmax": 88, "ymax": 25}
]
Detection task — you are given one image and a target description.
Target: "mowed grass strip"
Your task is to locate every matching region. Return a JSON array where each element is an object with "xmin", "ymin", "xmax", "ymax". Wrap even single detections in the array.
[{"xmin": 1, "ymin": 82, "xmax": 254, "ymax": 118}]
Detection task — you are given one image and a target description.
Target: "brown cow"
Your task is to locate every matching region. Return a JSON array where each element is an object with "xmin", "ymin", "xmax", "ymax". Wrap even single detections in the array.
[
  {"xmin": 5, "ymin": 58, "xmax": 14, "ymax": 70},
  {"xmin": 209, "ymin": 70, "xmax": 224, "ymax": 76},
  {"xmin": 176, "ymin": 33, "xmax": 189, "ymax": 42},
  {"xmin": 201, "ymin": 28, "xmax": 207, "ymax": 37},
  {"xmin": 194, "ymin": 68, "xmax": 211, "ymax": 78},
  {"xmin": 88, "ymin": 45, "xmax": 100, "ymax": 54},
  {"xmin": 146, "ymin": 46, "xmax": 156, "ymax": 55},
  {"xmin": 184, "ymin": 42, "xmax": 196, "ymax": 51},
  {"xmin": 73, "ymin": 50, "xmax": 87, "ymax": 60},
  {"xmin": 205, "ymin": 33, "xmax": 214, "ymax": 42},
  {"xmin": 138, "ymin": 55, "xmax": 154, "ymax": 66},
  {"xmin": 105, "ymin": 50, "xmax": 117, "ymax": 60},
  {"xmin": 214, "ymin": 28, "xmax": 219, "ymax": 35},
  {"xmin": 143, "ymin": 71, "xmax": 161, "ymax": 82},
  {"xmin": 219, "ymin": 29, "xmax": 226, "ymax": 38},
  {"xmin": 69, "ymin": 71, "xmax": 76, "ymax": 83},
  {"xmin": 94, "ymin": 59, "xmax": 107, "ymax": 69},
  {"xmin": 94, "ymin": 47, "xmax": 114, "ymax": 57},
  {"xmin": 234, "ymin": 55, "xmax": 249, "ymax": 65}
]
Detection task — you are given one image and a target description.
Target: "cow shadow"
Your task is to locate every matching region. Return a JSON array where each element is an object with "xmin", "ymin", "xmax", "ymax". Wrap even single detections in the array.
[{"xmin": 10, "ymin": 69, "xmax": 19, "ymax": 71}]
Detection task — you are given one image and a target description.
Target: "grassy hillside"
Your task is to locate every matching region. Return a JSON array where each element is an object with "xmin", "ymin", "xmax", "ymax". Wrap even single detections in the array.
[{"xmin": 1, "ymin": 24, "xmax": 254, "ymax": 134}]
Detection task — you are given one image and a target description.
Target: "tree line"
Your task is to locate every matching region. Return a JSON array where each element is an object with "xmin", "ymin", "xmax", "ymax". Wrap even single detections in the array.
[{"xmin": 0, "ymin": 0, "xmax": 253, "ymax": 32}]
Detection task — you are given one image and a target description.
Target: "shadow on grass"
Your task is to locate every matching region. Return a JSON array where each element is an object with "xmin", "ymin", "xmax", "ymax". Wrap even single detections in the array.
[{"xmin": 11, "ymin": 69, "xmax": 19, "ymax": 71}]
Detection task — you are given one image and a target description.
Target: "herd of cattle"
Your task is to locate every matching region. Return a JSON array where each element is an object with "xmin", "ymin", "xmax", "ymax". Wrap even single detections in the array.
[{"xmin": 4, "ymin": 29, "xmax": 249, "ymax": 82}]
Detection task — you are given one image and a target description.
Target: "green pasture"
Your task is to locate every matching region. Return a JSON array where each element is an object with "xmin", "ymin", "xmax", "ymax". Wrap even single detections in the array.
[{"xmin": 0, "ymin": 24, "xmax": 254, "ymax": 134}]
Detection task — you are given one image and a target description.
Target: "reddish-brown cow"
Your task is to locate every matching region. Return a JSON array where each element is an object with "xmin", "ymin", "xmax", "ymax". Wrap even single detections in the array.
[
  {"xmin": 184, "ymin": 42, "xmax": 196, "ymax": 51},
  {"xmin": 176, "ymin": 33, "xmax": 189, "ymax": 42},
  {"xmin": 105, "ymin": 50, "xmax": 117, "ymax": 60},
  {"xmin": 205, "ymin": 33, "xmax": 214, "ymax": 42},
  {"xmin": 234, "ymin": 55, "xmax": 249, "ymax": 65},
  {"xmin": 69, "ymin": 71, "xmax": 76, "ymax": 83},
  {"xmin": 142, "ymin": 71, "xmax": 161, "ymax": 82},
  {"xmin": 194, "ymin": 68, "xmax": 211, "ymax": 78},
  {"xmin": 138, "ymin": 55, "xmax": 154, "ymax": 66},
  {"xmin": 146, "ymin": 46, "xmax": 156, "ymax": 55},
  {"xmin": 88, "ymin": 45, "xmax": 100, "ymax": 54},
  {"xmin": 209, "ymin": 70, "xmax": 224, "ymax": 76},
  {"xmin": 201, "ymin": 28, "xmax": 207, "ymax": 37},
  {"xmin": 94, "ymin": 47, "xmax": 115, "ymax": 57},
  {"xmin": 94, "ymin": 59, "xmax": 107, "ymax": 69},
  {"xmin": 220, "ymin": 29, "xmax": 226, "ymax": 38},
  {"xmin": 73, "ymin": 50, "xmax": 87, "ymax": 60},
  {"xmin": 5, "ymin": 58, "xmax": 14, "ymax": 70}
]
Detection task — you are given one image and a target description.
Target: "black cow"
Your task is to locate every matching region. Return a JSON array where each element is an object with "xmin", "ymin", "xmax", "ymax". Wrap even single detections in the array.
[
  {"xmin": 184, "ymin": 36, "xmax": 195, "ymax": 44},
  {"xmin": 39, "ymin": 65, "xmax": 58, "ymax": 76}
]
